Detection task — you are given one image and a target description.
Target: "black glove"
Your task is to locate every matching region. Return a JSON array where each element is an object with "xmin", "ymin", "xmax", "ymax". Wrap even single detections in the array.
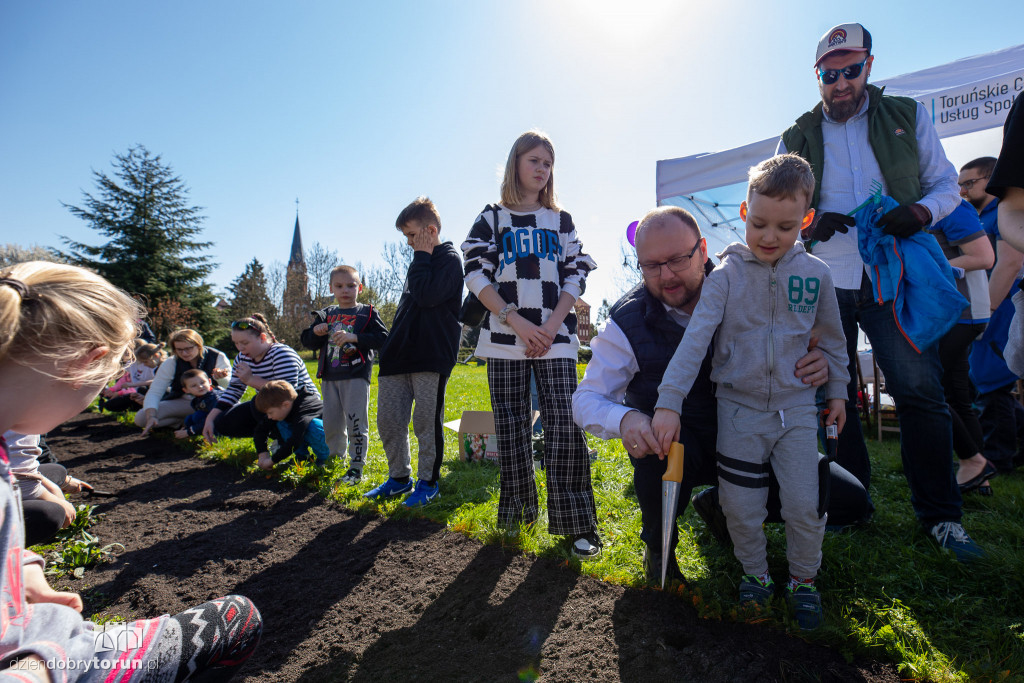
[
  {"xmin": 802, "ymin": 212, "xmax": 855, "ymax": 243},
  {"xmin": 878, "ymin": 203, "xmax": 932, "ymax": 238}
]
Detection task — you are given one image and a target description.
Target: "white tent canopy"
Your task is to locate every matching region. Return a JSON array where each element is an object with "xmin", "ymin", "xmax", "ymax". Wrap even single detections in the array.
[{"xmin": 655, "ymin": 43, "xmax": 1024, "ymax": 251}]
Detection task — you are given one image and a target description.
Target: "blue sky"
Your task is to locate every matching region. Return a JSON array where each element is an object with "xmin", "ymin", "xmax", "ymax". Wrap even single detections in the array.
[{"xmin": 2, "ymin": 1, "xmax": 1022, "ymax": 308}]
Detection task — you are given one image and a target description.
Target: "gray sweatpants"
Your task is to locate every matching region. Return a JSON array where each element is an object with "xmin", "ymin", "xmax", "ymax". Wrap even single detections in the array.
[
  {"xmin": 322, "ymin": 378, "xmax": 370, "ymax": 472},
  {"xmin": 715, "ymin": 397, "xmax": 824, "ymax": 580},
  {"xmin": 376, "ymin": 372, "xmax": 447, "ymax": 483},
  {"xmin": 134, "ymin": 395, "xmax": 193, "ymax": 429}
]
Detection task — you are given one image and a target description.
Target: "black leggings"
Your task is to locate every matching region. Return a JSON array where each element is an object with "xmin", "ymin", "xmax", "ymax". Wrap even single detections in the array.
[
  {"xmin": 937, "ymin": 323, "xmax": 986, "ymax": 460},
  {"xmin": 22, "ymin": 464, "xmax": 70, "ymax": 547},
  {"xmin": 213, "ymin": 400, "xmax": 261, "ymax": 439}
]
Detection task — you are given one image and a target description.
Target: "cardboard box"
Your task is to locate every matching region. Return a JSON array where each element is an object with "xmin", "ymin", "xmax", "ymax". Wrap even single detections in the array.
[{"xmin": 444, "ymin": 410, "xmax": 498, "ymax": 462}]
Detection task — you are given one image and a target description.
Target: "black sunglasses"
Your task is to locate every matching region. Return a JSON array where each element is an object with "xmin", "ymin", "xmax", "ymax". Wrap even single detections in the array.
[
  {"xmin": 817, "ymin": 59, "xmax": 868, "ymax": 85},
  {"xmin": 231, "ymin": 320, "xmax": 256, "ymax": 330}
]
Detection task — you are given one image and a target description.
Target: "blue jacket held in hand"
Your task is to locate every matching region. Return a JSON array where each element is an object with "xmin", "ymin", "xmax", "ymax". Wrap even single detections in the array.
[{"xmin": 855, "ymin": 195, "xmax": 967, "ymax": 352}]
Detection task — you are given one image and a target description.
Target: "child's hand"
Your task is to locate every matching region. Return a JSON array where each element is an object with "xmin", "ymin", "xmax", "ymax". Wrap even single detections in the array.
[
  {"xmin": 411, "ymin": 224, "xmax": 437, "ymax": 253},
  {"xmin": 211, "ymin": 367, "xmax": 230, "ymax": 380},
  {"xmin": 313, "ymin": 323, "xmax": 329, "ymax": 336},
  {"xmin": 257, "ymin": 453, "xmax": 274, "ymax": 470},
  {"xmin": 508, "ymin": 314, "xmax": 553, "ymax": 358},
  {"xmin": 141, "ymin": 415, "xmax": 157, "ymax": 437},
  {"xmin": 130, "ymin": 393, "xmax": 145, "ymax": 405},
  {"xmin": 173, "ymin": 428, "xmax": 188, "ymax": 439},
  {"xmin": 24, "ymin": 563, "xmax": 82, "ymax": 612},
  {"xmin": 651, "ymin": 408, "xmax": 681, "ymax": 458},
  {"xmin": 825, "ymin": 398, "xmax": 847, "ymax": 433},
  {"xmin": 331, "ymin": 330, "xmax": 357, "ymax": 346}
]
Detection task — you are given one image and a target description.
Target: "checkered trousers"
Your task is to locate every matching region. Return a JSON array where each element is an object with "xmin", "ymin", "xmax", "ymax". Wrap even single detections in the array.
[{"xmin": 487, "ymin": 357, "xmax": 597, "ymax": 535}]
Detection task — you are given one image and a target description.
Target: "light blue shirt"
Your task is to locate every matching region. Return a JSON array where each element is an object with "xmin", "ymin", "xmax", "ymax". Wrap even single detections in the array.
[{"xmin": 778, "ymin": 94, "xmax": 961, "ymax": 289}]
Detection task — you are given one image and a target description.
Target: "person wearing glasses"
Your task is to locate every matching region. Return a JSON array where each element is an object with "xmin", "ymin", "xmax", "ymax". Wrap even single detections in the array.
[
  {"xmin": 572, "ymin": 205, "xmax": 870, "ymax": 586},
  {"xmin": 778, "ymin": 23, "xmax": 977, "ymax": 560},
  {"xmin": 202, "ymin": 313, "xmax": 320, "ymax": 444},
  {"xmin": 136, "ymin": 328, "xmax": 231, "ymax": 434}
]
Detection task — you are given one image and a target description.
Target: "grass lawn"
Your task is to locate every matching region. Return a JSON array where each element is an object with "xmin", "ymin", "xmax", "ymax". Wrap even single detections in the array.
[{"xmin": 188, "ymin": 362, "xmax": 1023, "ymax": 682}]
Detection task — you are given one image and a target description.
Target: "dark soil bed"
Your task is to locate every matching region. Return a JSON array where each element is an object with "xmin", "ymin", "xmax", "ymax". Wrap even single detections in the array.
[{"xmin": 45, "ymin": 412, "xmax": 902, "ymax": 682}]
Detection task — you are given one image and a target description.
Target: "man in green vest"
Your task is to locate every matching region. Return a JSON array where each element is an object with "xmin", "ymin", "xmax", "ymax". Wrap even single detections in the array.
[{"xmin": 778, "ymin": 23, "xmax": 981, "ymax": 561}]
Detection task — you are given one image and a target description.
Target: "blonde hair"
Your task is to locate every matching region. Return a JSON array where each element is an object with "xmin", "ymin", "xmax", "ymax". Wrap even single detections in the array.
[
  {"xmin": 0, "ymin": 262, "xmax": 141, "ymax": 385},
  {"xmin": 169, "ymin": 329, "xmax": 206, "ymax": 358},
  {"xmin": 500, "ymin": 130, "xmax": 559, "ymax": 210},
  {"xmin": 329, "ymin": 265, "xmax": 361, "ymax": 283}
]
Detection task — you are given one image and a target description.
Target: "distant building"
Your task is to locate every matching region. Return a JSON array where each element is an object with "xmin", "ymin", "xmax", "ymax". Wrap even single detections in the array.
[
  {"xmin": 214, "ymin": 298, "xmax": 230, "ymax": 312},
  {"xmin": 282, "ymin": 212, "xmax": 311, "ymax": 328},
  {"xmin": 574, "ymin": 298, "xmax": 592, "ymax": 345}
]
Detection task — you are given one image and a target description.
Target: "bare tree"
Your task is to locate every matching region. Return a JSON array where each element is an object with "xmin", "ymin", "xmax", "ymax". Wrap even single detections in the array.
[
  {"xmin": 614, "ymin": 239, "xmax": 642, "ymax": 295},
  {"xmin": 0, "ymin": 243, "xmax": 64, "ymax": 268},
  {"xmin": 306, "ymin": 241, "xmax": 339, "ymax": 308}
]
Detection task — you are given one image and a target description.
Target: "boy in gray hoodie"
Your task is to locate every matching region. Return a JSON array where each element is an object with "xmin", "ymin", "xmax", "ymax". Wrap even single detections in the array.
[{"xmin": 652, "ymin": 154, "xmax": 849, "ymax": 630}]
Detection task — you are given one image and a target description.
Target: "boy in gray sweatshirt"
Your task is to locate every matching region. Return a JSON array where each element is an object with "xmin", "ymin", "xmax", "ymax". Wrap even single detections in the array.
[{"xmin": 652, "ymin": 154, "xmax": 849, "ymax": 630}]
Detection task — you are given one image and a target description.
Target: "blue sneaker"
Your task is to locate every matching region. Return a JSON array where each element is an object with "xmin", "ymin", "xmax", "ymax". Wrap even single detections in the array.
[
  {"xmin": 738, "ymin": 574, "xmax": 774, "ymax": 607},
  {"xmin": 403, "ymin": 480, "xmax": 440, "ymax": 508},
  {"xmin": 363, "ymin": 477, "xmax": 413, "ymax": 500},
  {"xmin": 786, "ymin": 584, "xmax": 823, "ymax": 631},
  {"xmin": 930, "ymin": 521, "xmax": 985, "ymax": 562}
]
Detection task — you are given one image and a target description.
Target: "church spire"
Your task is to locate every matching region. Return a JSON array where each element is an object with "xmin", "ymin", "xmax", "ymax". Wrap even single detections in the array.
[{"xmin": 289, "ymin": 200, "xmax": 304, "ymax": 265}]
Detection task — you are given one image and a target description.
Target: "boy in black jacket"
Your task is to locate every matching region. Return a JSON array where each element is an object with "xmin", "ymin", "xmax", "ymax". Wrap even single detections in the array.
[
  {"xmin": 301, "ymin": 265, "xmax": 388, "ymax": 485},
  {"xmin": 253, "ymin": 380, "xmax": 328, "ymax": 470},
  {"xmin": 364, "ymin": 196, "xmax": 463, "ymax": 507}
]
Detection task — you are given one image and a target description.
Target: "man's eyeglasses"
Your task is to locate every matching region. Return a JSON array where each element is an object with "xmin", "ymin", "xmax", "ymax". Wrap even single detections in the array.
[
  {"xmin": 638, "ymin": 241, "xmax": 702, "ymax": 277},
  {"xmin": 231, "ymin": 320, "xmax": 255, "ymax": 330},
  {"xmin": 817, "ymin": 59, "xmax": 868, "ymax": 85},
  {"xmin": 957, "ymin": 176, "xmax": 989, "ymax": 190}
]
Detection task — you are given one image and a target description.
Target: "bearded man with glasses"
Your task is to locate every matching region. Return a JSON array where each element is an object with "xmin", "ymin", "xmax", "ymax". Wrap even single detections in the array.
[
  {"xmin": 778, "ymin": 23, "xmax": 980, "ymax": 560},
  {"xmin": 572, "ymin": 206, "xmax": 871, "ymax": 584}
]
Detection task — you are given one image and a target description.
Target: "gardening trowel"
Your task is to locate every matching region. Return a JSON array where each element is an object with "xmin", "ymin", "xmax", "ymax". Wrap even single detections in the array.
[
  {"xmin": 817, "ymin": 410, "xmax": 839, "ymax": 518},
  {"xmin": 660, "ymin": 441, "xmax": 685, "ymax": 589}
]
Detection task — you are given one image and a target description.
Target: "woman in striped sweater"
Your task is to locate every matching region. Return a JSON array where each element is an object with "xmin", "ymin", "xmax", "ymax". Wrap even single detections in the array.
[{"xmin": 202, "ymin": 313, "xmax": 320, "ymax": 443}]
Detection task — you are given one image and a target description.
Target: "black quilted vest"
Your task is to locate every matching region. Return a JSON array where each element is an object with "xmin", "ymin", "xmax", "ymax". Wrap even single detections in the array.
[
  {"xmin": 165, "ymin": 348, "xmax": 222, "ymax": 400},
  {"xmin": 609, "ymin": 282, "xmax": 715, "ymax": 419}
]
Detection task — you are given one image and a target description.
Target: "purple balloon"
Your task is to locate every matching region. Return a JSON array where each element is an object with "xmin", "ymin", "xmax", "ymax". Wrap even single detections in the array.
[{"xmin": 626, "ymin": 220, "xmax": 639, "ymax": 247}]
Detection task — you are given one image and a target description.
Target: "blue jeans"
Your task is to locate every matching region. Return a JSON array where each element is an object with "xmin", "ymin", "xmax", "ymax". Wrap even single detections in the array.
[
  {"xmin": 278, "ymin": 419, "xmax": 330, "ymax": 465},
  {"xmin": 828, "ymin": 274, "xmax": 961, "ymax": 526}
]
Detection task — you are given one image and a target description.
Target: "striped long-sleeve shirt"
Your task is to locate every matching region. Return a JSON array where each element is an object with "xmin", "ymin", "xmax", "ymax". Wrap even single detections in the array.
[
  {"xmin": 461, "ymin": 204, "xmax": 597, "ymax": 360},
  {"xmin": 217, "ymin": 342, "xmax": 319, "ymax": 411}
]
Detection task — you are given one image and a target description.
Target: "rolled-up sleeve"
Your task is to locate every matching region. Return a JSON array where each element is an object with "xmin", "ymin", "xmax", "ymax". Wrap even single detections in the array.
[{"xmin": 572, "ymin": 320, "xmax": 639, "ymax": 440}]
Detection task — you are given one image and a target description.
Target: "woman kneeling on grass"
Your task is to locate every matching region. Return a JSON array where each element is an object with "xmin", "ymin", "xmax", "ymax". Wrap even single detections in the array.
[
  {"xmin": 0, "ymin": 262, "xmax": 262, "ymax": 682},
  {"xmin": 202, "ymin": 313, "xmax": 320, "ymax": 446},
  {"xmin": 136, "ymin": 328, "xmax": 230, "ymax": 435}
]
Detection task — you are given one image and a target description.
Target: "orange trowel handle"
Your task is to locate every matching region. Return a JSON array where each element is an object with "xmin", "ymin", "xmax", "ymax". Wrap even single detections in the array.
[{"xmin": 662, "ymin": 442, "xmax": 684, "ymax": 483}]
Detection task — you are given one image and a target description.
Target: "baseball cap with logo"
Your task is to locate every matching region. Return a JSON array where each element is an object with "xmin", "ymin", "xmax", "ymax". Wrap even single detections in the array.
[{"xmin": 815, "ymin": 23, "xmax": 872, "ymax": 66}]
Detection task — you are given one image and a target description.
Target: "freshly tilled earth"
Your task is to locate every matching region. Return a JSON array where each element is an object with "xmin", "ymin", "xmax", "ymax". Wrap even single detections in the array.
[{"xmin": 46, "ymin": 412, "xmax": 901, "ymax": 682}]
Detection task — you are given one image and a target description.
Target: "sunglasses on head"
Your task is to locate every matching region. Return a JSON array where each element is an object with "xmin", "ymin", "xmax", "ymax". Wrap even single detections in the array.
[
  {"xmin": 231, "ymin": 320, "xmax": 257, "ymax": 331},
  {"xmin": 817, "ymin": 58, "xmax": 868, "ymax": 85}
]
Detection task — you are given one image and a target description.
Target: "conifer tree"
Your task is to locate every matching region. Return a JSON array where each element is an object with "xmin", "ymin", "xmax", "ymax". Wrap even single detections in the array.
[
  {"xmin": 228, "ymin": 258, "xmax": 277, "ymax": 321},
  {"xmin": 60, "ymin": 145, "xmax": 219, "ymax": 335}
]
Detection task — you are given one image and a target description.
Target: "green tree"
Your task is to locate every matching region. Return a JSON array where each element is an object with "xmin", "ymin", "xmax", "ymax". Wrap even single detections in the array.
[
  {"xmin": 60, "ymin": 145, "xmax": 219, "ymax": 335},
  {"xmin": 228, "ymin": 258, "xmax": 276, "ymax": 322}
]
